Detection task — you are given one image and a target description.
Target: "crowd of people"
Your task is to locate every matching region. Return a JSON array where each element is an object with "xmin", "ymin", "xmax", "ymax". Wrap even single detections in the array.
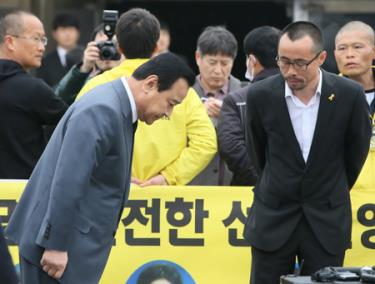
[{"xmin": 0, "ymin": 6, "xmax": 374, "ymax": 284}]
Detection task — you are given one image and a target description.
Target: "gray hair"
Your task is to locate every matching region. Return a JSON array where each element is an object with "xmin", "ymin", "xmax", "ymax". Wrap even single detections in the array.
[
  {"xmin": 0, "ymin": 11, "xmax": 34, "ymax": 44},
  {"xmin": 196, "ymin": 26, "xmax": 238, "ymax": 59}
]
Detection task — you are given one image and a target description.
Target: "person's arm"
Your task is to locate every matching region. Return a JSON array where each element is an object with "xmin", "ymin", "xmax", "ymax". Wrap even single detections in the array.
[
  {"xmin": 159, "ymin": 88, "xmax": 218, "ymax": 185},
  {"xmin": 35, "ymin": 105, "xmax": 117, "ymax": 278},
  {"xmin": 55, "ymin": 41, "xmax": 101, "ymax": 105},
  {"xmin": 246, "ymin": 89, "xmax": 267, "ymax": 175},
  {"xmin": 31, "ymin": 81, "xmax": 68, "ymax": 125},
  {"xmin": 54, "ymin": 63, "xmax": 91, "ymax": 105},
  {"xmin": 218, "ymin": 93, "xmax": 257, "ymax": 185},
  {"xmin": 345, "ymin": 86, "xmax": 372, "ymax": 189}
]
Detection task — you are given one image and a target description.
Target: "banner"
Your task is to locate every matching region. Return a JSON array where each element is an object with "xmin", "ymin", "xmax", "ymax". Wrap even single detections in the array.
[{"xmin": 1, "ymin": 181, "xmax": 375, "ymax": 284}]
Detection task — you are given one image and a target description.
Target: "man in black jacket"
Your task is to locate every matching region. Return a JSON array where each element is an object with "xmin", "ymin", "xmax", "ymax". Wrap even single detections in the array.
[
  {"xmin": 244, "ymin": 21, "xmax": 371, "ymax": 284},
  {"xmin": 36, "ymin": 13, "xmax": 82, "ymax": 87},
  {"xmin": 0, "ymin": 11, "xmax": 68, "ymax": 179},
  {"xmin": 217, "ymin": 26, "xmax": 280, "ymax": 185}
]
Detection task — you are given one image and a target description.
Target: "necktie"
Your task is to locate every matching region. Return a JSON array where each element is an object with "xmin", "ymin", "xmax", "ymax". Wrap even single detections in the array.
[{"xmin": 132, "ymin": 121, "xmax": 138, "ymax": 134}]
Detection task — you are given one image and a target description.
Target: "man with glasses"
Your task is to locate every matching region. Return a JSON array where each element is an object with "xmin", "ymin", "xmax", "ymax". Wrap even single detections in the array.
[
  {"xmin": 0, "ymin": 11, "xmax": 68, "ymax": 179},
  {"xmin": 243, "ymin": 21, "xmax": 372, "ymax": 284}
]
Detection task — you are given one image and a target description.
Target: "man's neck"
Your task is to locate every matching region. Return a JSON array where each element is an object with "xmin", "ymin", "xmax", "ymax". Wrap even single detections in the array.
[
  {"xmin": 0, "ymin": 52, "xmax": 27, "ymax": 71},
  {"xmin": 349, "ymin": 69, "xmax": 374, "ymax": 91},
  {"xmin": 58, "ymin": 44, "xmax": 75, "ymax": 52}
]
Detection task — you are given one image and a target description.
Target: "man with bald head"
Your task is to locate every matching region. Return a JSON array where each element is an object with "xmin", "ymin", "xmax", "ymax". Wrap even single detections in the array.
[
  {"xmin": 334, "ymin": 21, "xmax": 375, "ymax": 191},
  {"xmin": 0, "ymin": 11, "xmax": 67, "ymax": 178},
  {"xmin": 335, "ymin": 21, "xmax": 375, "ymax": 115},
  {"xmin": 243, "ymin": 21, "xmax": 372, "ymax": 284}
]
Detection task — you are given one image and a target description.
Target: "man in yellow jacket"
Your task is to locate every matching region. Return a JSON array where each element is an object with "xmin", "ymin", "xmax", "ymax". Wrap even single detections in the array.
[
  {"xmin": 334, "ymin": 21, "xmax": 375, "ymax": 190},
  {"xmin": 77, "ymin": 8, "xmax": 217, "ymax": 186}
]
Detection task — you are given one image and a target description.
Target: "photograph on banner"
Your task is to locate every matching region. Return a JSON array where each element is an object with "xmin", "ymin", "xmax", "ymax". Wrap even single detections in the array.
[{"xmin": 126, "ymin": 259, "xmax": 195, "ymax": 284}]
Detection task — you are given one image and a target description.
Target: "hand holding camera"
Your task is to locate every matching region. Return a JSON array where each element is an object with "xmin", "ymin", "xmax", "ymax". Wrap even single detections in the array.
[
  {"xmin": 79, "ymin": 10, "xmax": 120, "ymax": 74},
  {"xmin": 80, "ymin": 41, "xmax": 100, "ymax": 73}
]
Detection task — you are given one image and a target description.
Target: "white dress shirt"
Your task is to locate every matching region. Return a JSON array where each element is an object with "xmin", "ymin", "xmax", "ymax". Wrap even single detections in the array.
[
  {"xmin": 285, "ymin": 70, "xmax": 323, "ymax": 162},
  {"xmin": 365, "ymin": 90, "xmax": 374, "ymax": 107},
  {"xmin": 56, "ymin": 46, "xmax": 68, "ymax": 67},
  {"xmin": 121, "ymin": 77, "xmax": 138, "ymax": 123}
]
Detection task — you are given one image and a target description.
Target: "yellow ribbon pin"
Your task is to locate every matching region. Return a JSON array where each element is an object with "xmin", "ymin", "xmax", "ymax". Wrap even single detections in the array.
[{"xmin": 328, "ymin": 94, "xmax": 335, "ymax": 101}]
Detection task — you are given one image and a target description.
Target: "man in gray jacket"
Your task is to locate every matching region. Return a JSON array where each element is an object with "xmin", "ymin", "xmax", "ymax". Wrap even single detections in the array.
[
  {"xmin": 190, "ymin": 26, "xmax": 243, "ymax": 185},
  {"xmin": 5, "ymin": 52, "xmax": 195, "ymax": 284}
]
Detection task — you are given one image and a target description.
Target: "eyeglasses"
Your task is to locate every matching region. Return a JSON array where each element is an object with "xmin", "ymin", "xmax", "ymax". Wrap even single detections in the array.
[
  {"xmin": 276, "ymin": 51, "xmax": 322, "ymax": 71},
  {"xmin": 8, "ymin": 34, "xmax": 48, "ymax": 46}
]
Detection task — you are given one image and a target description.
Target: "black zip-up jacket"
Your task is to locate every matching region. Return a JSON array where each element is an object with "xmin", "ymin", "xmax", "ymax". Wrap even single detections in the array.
[
  {"xmin": 217, "ymin": 68, "xmax": 279, "ymax": 185},
  {"xmin": 0, "ymin": 59, "xmax": 68, "ymax": 178}
]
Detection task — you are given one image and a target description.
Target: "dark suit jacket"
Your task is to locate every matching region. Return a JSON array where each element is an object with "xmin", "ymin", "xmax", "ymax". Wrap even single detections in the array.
[
  {"xmin": 6, "ymin": 78, "xmax": 135, "ymax": 283},
  {"xmin": 243, "ymin": 70, "xmax": 372, "ymax": 255},
  {"xmin": 218, "ymin": 68, "xmax": 279, "ymax": 185},
  {"xmin": 0, "ymin": 225, "xmax": 18, "ymax": 284}
]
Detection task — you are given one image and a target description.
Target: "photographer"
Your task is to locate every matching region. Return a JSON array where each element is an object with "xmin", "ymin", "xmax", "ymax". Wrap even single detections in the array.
[{"xmin": 55, "ymin": 22, "xmax": 122, "ymax": 105}]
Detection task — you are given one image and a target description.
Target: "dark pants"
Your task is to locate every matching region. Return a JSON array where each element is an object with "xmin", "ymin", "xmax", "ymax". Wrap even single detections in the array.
[
  {"xmin": 250, "ymin": 216, "xmax": 345, "ymax": 284},
  {"xmin": 20, "ymin": 255, "xmax": 60, "ymax": 284}
]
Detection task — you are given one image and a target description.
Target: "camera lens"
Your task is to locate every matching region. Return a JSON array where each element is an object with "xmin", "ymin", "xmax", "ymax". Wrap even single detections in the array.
[{"xmin": 101, "ymin": 47, "xmax": 112, "ymax": 60}]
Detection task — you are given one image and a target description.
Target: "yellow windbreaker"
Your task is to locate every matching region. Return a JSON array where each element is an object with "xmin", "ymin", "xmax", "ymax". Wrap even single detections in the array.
[
  {"xmin": 355, "ymin": 115, "xmax": 375, "ymax": 190},
  {"xmin": 338, "ymin": 70, "xmax": 375, "ymax": 190},
  {"xmin": 77, "ymin": 59, "xmax": 217, "ymax": 185}
]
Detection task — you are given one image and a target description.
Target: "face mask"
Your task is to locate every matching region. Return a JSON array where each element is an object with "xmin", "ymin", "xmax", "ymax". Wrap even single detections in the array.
[
  {"xmin": 245, "ymin": 55, "xmax": 256, "ymax": 82},
  {"xmin": 245, "ymin": 69, "xmax": 254, "ymax": 82}
]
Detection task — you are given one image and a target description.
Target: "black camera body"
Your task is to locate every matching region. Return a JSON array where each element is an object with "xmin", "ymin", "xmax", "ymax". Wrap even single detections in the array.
[{"xmin": 96, "ymin": 10, "xmax": 120, "ymax": 60}]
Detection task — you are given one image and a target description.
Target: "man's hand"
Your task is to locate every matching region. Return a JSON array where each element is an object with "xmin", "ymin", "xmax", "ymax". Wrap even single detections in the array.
[
  {"xmin": 40, "ymin": 249, "xmax": 68, "ymax": 279},
  {"xmin": 203, "ymin": 97, "xmax": 223, "ymax": 118},
  {"xmin": 80, "ymin": 41, "xmax": 100, "ymax": 73},
  {"xmin": 131, "ymin": 176, "xmax": 142, "ymax": 185},
  {"xmin": 140, "ymin": 174, "xmax": 168, "ymax": 187}
]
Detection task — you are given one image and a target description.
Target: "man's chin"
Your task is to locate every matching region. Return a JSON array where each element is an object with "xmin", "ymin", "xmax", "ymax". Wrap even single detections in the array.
[{"xmin": 342, "ymin": 69, "xmax": 362, "ymax": 77}]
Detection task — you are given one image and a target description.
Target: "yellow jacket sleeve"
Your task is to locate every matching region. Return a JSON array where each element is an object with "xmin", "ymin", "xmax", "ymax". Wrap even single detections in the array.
[{"xmin": 160, "ymin": 88, "xmax": 217, "ymax": 185}]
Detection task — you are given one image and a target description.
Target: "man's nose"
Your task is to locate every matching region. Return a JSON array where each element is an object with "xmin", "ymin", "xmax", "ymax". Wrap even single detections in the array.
[
  {"xmin": 345, "ymin": 47, "xmax": 355, "ymax": 58},
  {"xmin": 38, "ymin": 42, "xmax": 45, "ymax": 52},
  {"xmin": 285, "ymin": 64, "xmax": 298, "ymax": 76},
  {"xmin": 212, "ymin": 63, "xmax": 222, "ymax": 74}
]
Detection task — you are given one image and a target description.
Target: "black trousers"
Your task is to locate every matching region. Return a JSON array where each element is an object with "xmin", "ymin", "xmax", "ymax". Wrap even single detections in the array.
[
  {"xmin": 250, "ymin": 216, "xmax": 345, "ymax": 284},
  {"xmin": 20, "ymin": 255, "xmax": 60, "ymax": 284}
]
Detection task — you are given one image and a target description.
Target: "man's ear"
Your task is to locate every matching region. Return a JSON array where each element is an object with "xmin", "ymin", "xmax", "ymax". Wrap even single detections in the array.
[
  {"xmin": 142, "ymin": 75, "xmax": 159, "ymax": 93},
  {"xmin": 318, "ymin": 50, "xmax": 327, "ymax": 66},
  {"xmin": 195, "ymin": 50, "xmax": 201, "ymax": 66},
  {"xmin": 3, "ymin": 35, "xmax": 16, "ymax": 51},
  {"xmin": 249, "ymin": 54, "xmax": 257, "ymax": 65}
]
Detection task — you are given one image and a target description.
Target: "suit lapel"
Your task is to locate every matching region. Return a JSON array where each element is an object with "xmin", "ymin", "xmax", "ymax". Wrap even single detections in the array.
[
  {"xmin": 272, "ymin": 77, "xmax": 305, "ymax": 166},
  {"xmin": 305, "ymin": 71, "xmax": 335, "ymax": 167},
  {"xmin": 110, "ymin": 78, "xmax": 134, "ymax": 157}
]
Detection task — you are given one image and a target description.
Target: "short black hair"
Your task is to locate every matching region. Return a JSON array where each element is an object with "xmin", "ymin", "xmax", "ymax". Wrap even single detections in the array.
[
  {"xmin": 243, "ymin": 26, "xmax": 280, "ymax": 68},
  {"xmin": 52, "ymin": 13, "xmax": 80, "ymax": 31},
  {"xmin": 136, "ymin": 264, "xmax": 182, "ymax": 284},
  {"xmin": 197, "ymin": 26, "xmax": 238, "ymax": 59},
  {"xmin": 159, "ymin": 20, "xmax": 170, "ymax": 34},
  {"xmin": 280, "ymin": 21, "xmax": 323, "ymax": 53},
  {"xmin": 132, "ymin": 52, "xmax": 195, "ymax": 92},
  {"xmin": 115, "ymin": 8, "xmax": 160, "ymax": 59}
]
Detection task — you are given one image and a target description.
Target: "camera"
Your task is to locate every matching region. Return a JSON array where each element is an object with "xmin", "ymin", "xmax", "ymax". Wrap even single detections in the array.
[{"xmin": 96, "ymin": 10, "xmax": 121, "ymax": 60}]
